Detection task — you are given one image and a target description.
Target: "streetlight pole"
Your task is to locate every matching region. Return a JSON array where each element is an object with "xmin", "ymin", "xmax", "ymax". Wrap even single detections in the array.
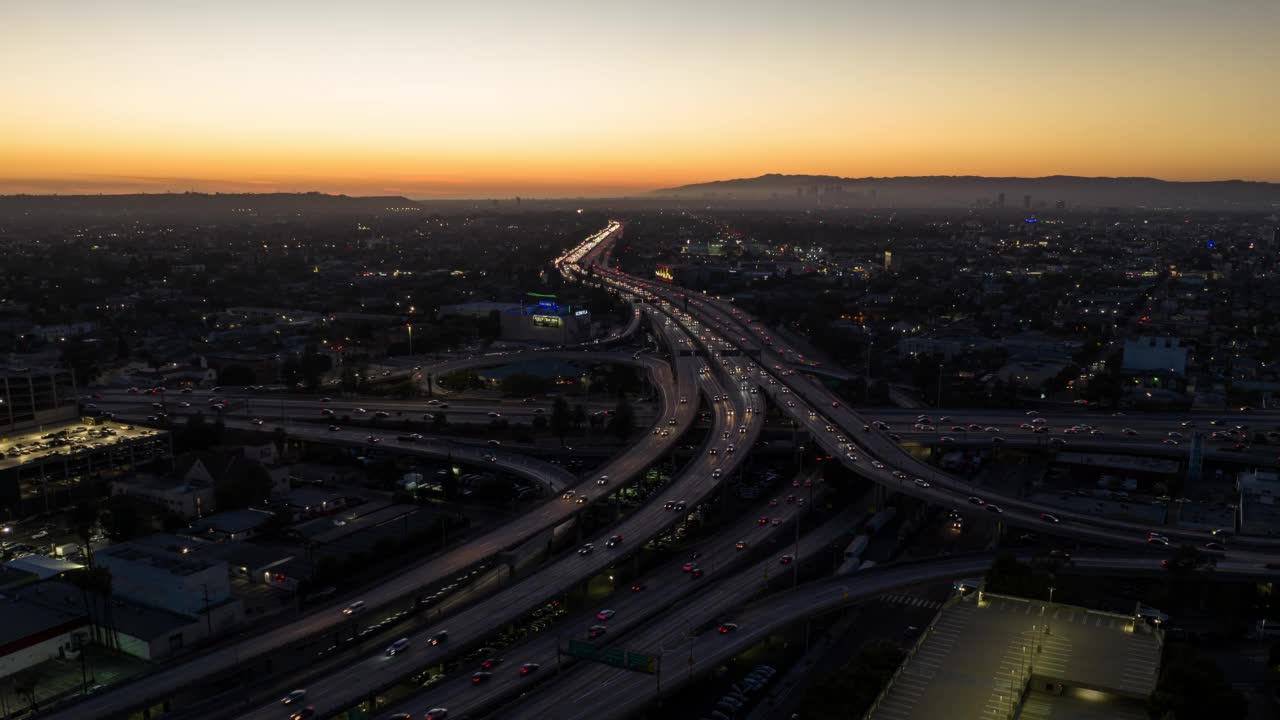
[{"xmin": 936, "ymin": 360, "xmax": 944, "ymax": 409}]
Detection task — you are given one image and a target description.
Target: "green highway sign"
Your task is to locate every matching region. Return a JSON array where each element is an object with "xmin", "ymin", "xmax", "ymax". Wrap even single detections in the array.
[
  {"xmin": 625, "ymin": 652, "xmax": 657, "ymax": 673},
  {"xmin": 561, "ymin": 641, "xmax": 656, "ymax": 674},
  {"xmin": 565, "ymin": 639, "xmax": 597, "ymax": 659}
]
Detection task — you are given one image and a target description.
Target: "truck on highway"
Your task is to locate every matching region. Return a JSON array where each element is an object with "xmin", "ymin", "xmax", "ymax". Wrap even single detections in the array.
[
  {"xmin": 835, "ymin": 535, "xmax": 871, "ymax": 575},
  {"xmin": 53, "ymin": 543, "xmax": 80, "ymax": 558},
  {"xmin": 864, "ymin": 507, "xmax": 898, "ymax": 534}
]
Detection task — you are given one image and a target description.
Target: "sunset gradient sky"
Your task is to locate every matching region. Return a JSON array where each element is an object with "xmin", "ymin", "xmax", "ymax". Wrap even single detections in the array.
[{"xmin": 3, "ymin": 0, "xmax": 1278, "ymax": 198}]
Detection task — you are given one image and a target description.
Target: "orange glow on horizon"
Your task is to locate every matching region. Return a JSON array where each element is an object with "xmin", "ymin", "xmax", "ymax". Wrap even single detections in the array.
[{"xmin": 2, "ymin": 1, "xmax": 1278, "ymax": 197}]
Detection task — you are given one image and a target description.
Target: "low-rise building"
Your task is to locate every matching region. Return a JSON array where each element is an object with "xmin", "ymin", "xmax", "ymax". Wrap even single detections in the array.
[
  {"xmin": 1238, "ymin": 470, "xmax": 1280, "ymax": 537},
  {"xmin": 188, "ymin": 508, "xmax": 277, "ymax": 541},
  {"xmin": 1123, "ymin": 336, "xmax": 1188, "ymax": 376},
  {"xmin": 93, "ymin": 541, "xmax": 234, "ymax": 619},
  {"xmin": 0, "ymin": 594, "xmax": 87, "ymax": 679},
  {"xmin": 110, "ymin": 474, "xmax": 214, "ymax": 519}
]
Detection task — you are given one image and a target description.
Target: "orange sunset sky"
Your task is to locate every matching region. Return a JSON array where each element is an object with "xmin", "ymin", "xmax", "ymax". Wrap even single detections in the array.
[{"xmin": 2, "ymin": 0, "xmax": 1278, "ymax": 198}]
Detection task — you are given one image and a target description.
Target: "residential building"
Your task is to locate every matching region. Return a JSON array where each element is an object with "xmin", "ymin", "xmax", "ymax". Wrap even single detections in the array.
[{"xmin": 1123, "ymin": 337, "xmax": 1188, "ymax": 376}]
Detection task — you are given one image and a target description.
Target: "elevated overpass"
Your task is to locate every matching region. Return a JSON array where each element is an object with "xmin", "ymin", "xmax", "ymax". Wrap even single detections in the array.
[
  {"xmin": 568, "ymin": 224, "xmax": 1280, "ymax": 553},
  {"xmin": 501, "ymin": 550, "xmax": 1272, "ymax": 720},
  {"xmin": 39, "ymin": 310, "xmax": 685, "ymax": 720}
]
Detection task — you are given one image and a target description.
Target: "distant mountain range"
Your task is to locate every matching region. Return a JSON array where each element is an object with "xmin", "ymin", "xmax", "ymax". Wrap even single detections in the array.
[
  {"xmin": 0, "ymin": 192, "xmax": 419, "ymax": 220},
  {"xmin": 1, "ymin": 175, "xmax": 1278, "ymax": 218},
  {"xmin": 652, "ymin": 174, "xmax": 1280, "ymax": 210}
]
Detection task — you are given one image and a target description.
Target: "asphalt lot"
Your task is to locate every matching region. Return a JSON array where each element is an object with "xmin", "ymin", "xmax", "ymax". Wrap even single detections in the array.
[{"xmin": 867, "ymin": 594, "xmax": 1161, "ymax": 720}]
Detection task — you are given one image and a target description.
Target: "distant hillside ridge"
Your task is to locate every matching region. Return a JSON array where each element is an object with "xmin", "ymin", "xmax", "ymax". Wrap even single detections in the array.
[
  {"xmin": 0, "ymin": 192, "xmax": 420, "ymax": 219},
  {"xmin": 652, "ymin": 174, "xmax": 1280, "ymax": 210}
]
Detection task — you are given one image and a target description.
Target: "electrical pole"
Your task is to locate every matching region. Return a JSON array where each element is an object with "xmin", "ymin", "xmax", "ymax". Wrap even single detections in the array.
[{"xmin": 202, "ymin": 584, "xmax": 213, "ymax": 639}]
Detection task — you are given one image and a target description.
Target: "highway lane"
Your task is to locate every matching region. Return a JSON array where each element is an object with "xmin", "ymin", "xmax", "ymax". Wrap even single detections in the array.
[
  {"xmin": 40, "ymin": 332, "xmax": 694, "ymax": 720},
  {"xmin": 228, "ymin": 341, "xmax": 760, "ymax": 720},
  {"xmin": 499, "ymin": 505, "xmax": 879, "ymax": 720},
  {"xmin": 373, "ymin": 469, "xmax": 822, "ymax": 720},
  {"xmin": 503, "ymin": 548, "xmax": 1280, "ymax": 720},
  {"xmin": 888, "ymin": 430, "xmax": 1280, "ymax": 468},
  {"xmin": 588, "ymin": 262, "xmax": 1279, "ymax": 552},
  {"xmin": 96, "ymin": 391, "xmax": 642, "ymax": 420}
]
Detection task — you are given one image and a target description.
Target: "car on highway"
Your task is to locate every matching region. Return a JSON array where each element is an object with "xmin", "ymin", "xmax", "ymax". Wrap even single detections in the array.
[
  {"xmin": 425, "ymin": 710, "xmax": 448, "ymax": 720},
  {"xmin": 779, "ymin": 555, "xmax": 793, "ymax": 564},
  {"xmin": 913, "ymin": 478, "xmax": 931, "ymax": 488},
  {"xmin": 430, "ymin": 630, "xmax": 449, "ymax": 645},
  {"xmin": 563, "ymin": 490, "xmax": 576, "ymax": 499},
  {"xmin": 480, "ymin": 657, "xmax": 504, "ymax": 669},
  {"xmin": 575, "ymin": 495, "xmax": 588, "ymax": 504},
  {"xmin": 631, "ymin": 583, "xmax": 646, "ymax": 592},
  {"xmin": 520, "ymin": 662, "xmax": 541, "ymax": 676},
  {"xmin": 289, "ymin": 707, "xmax": 315, "ymax": 720},
  {"xmin": 968, "ymin": 496, "xmax": 985, "ymax": 505},
  {"xmin": 366, "ymin": 435, "xmax": 381, "ymax": 444},
  {"xmin": 578, "ymin": 543, "xmax": 594, "ymax": 555},
  {"xmin": 471, "ymin": 671, "xmax": 493, "ymax": 684},
  {"xmin": 588, "ymin": 625, "xmax": 608, "ymax": 638},
  {"xmin": 690, "ymin": 567, "xmax": 704, "ymax": 578},
  {"xmin": 606, "ymin": 535, "xmax": 624, "ymax": 547},
  {"xmin": 985, "ymin": 504, "xmax": 1003, "ymax": 514},
  {"xmin": 709, "ymin": 448, "xmax": 718, "ymax": 455},
  {"xmin": 281, "ymin": 689, "xmax": 307, "ymax": 705},
  {"xmin": 871, "ymin": 461, "xmax": 885, "ymax": 469},
  {"xmin": 597, "ymin": 475, "xmax": 609, "ymax": 485},
  {"xmin": 719, "ymin": 623, "xmax": 739, "ymax": 634},
  {"xmin": 342, "ymin": 601, "xmax": 365, "ymax": 615},
  {"xmin": 385, "ymin": 637, "xmax": 409, "ymax": 656},
  {"xmin": 487, "ymin": 412, "xmax": 502, "ymax": 418},
  {"xmin": 596, "ymin": 609, "xmax": 615, "ymax": 621},
  {"xmin": 1040, "ymin": 513, "xmax": 1060, "ymax": 523},
  {"xmin": 735, "ymin": 540, "xmax": 747, "ymax": 550}
]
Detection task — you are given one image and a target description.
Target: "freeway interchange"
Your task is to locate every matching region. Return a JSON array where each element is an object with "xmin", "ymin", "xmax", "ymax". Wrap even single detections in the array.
[{"xmin": 42, "ymin": 221, "xmax": 1280, "ymax": 720}]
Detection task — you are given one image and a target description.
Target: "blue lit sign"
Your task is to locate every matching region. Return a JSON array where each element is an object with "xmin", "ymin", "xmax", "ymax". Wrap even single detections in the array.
[{"xmin": 1205, "ymin": 241, "xmax": 1216, "ymax": 249}]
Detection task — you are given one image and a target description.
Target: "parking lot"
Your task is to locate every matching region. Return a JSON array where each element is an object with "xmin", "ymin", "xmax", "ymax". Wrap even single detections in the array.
[
  {"xmin": 1, "ymin": 421, "xmax": 162, "ymax": 466},
  {"xmin": 868, "ymin": 594, "xmax": 1161, "ymax": 720}
]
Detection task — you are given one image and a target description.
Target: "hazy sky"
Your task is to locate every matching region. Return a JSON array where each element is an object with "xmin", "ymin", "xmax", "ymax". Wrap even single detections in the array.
[{"xmin": 2, "ymin": 0, "xmax": 1278, "ymax": 197}]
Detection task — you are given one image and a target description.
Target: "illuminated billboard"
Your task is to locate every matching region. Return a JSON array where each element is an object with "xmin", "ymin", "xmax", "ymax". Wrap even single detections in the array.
[{"xmin": 532, "ymin": 315, "xmax": 563, "ymax": 328}]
